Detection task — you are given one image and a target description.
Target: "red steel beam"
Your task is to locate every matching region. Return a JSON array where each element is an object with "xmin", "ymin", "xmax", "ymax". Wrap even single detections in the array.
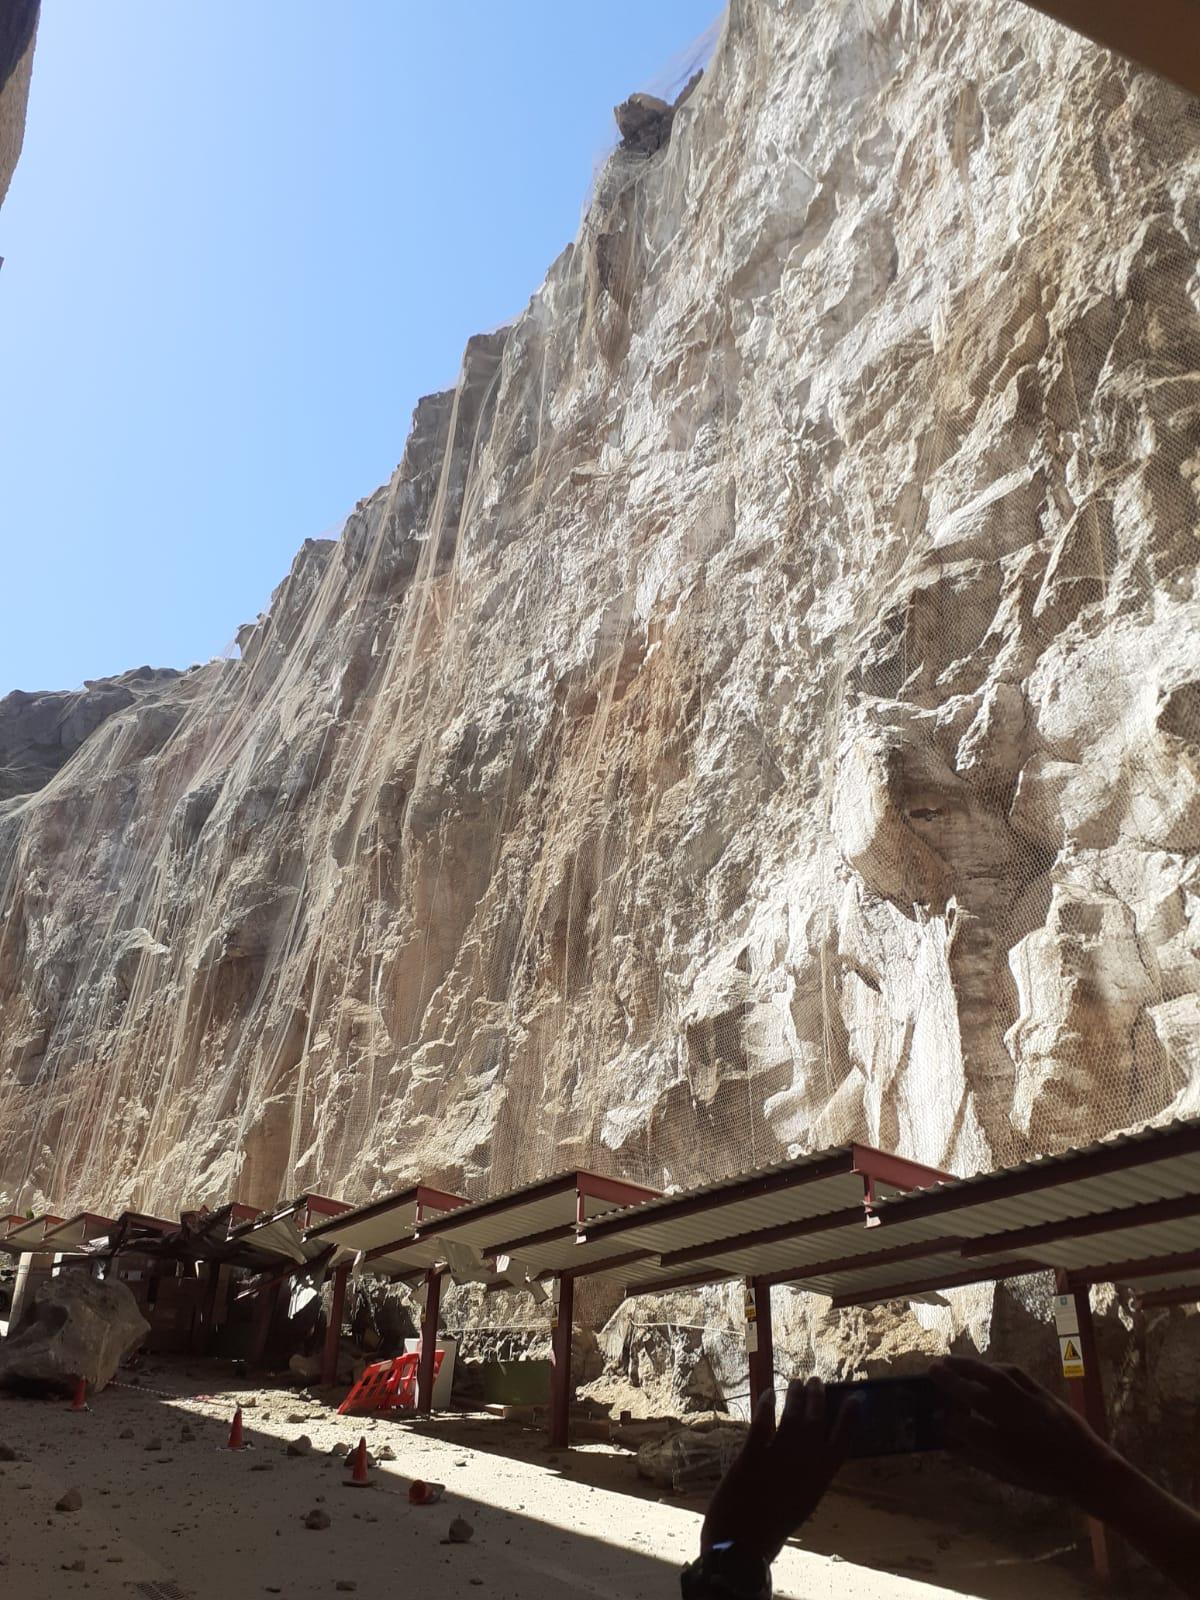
[
  {"xmin": 414, "ymin": 1185, "xmax": 470, "ymax": 1223},
  {"xmin": 959, "ymin": 1191, "xmax": 1200, "ymax": 1258},
  {"xmin": 851, "ymin": 1145, "xmax": 951, "ymax": 1198},
  {"xmin": 575, "ymin": 1172, "xmax": 660, "ymax": 1213}
]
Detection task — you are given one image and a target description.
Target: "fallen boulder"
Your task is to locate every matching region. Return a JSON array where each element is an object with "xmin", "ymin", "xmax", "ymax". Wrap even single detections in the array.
[
  {"xmin": 0, "ymin": 1271, "xmax": 149, "ymax": 1395},
  {"xmin": 636, "ymin": 1421, "xmax": 746, "ymax": 1492}
]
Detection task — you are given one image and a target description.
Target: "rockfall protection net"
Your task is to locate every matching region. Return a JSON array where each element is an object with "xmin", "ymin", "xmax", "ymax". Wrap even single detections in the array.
[{"xmin": 0, "ymin": 0, "xmax": 1198, "ymax": 1222}]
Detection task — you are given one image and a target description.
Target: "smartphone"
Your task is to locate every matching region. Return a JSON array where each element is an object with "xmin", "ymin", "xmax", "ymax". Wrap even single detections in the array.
[{"xmin": 824, "ymin": 1375, "xmax": 947, "ymax": 1458}]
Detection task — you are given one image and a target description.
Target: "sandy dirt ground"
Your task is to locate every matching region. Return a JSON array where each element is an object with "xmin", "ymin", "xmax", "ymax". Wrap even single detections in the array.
[{"xmin": 0, "ymin": 1363, "xmax": 1102, "ymax": 1600}]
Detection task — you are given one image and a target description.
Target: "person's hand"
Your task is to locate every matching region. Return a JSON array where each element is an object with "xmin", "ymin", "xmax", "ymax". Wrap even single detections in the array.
[
  {"xmin": 701, "ymin": 1376, "xmax": 853, "ymax": 1562},
  {"xmin": 929, "ymin": 1356, "xmax": 1122, "ymax": 1518}
]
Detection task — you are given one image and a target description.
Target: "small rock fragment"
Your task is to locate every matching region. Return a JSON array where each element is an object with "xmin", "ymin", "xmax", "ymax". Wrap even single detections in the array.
[
  {"xmin": 335, "ymin": 1584, "xmax": 357, "ymax": 1594},
  {"xmin": 56, "ymin": 1488, "xmax": 83, "ymax": 1513},
  {"xmin": 376, "ymin": 1444, "xmax": 395, "ymax": 1461},
  {"xmin": 446, "ymin": 1516, "xmax": 474, "ymax": 1544},
  {"xmin": 287, "ymin": 1435, "xmax": 313, "ymax": 1457},
  {"xmin": 144, "ymin": 1438, "xmax": 163, "ymax": 1452},
  {"xmin": 304, "ymin": 1508, "xmax": 331, "ymax": 1531},
  {"xmin": 118, "ymin": 1428, "xmax": 134, "ymax": 1440}
]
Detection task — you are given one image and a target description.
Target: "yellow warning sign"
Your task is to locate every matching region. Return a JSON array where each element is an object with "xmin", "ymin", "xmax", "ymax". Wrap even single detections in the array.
[{"xmin": 1060, "ymin": 1335, "xmax": 1085, "ymax": 1379}]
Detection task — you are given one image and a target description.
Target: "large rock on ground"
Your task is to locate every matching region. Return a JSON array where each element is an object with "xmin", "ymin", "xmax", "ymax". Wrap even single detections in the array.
[
  {"xmin": 0, "ymin": 1271, "xmax": 149, "ymax": 1393},
  {"xmin": 636, "ymin": 1418, "xmax": 747, "ymax": 1491}
]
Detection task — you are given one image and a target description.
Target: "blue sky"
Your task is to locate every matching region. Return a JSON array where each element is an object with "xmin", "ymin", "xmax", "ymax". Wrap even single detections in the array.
[{"xmin": 0, "ymin": 1, "xmax": 721, "ymax": 692}]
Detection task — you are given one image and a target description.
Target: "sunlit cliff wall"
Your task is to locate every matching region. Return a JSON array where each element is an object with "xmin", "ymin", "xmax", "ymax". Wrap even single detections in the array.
[{"xmin": 1, "ymin": 0, "xmax": 1198, "ymax": 1226}]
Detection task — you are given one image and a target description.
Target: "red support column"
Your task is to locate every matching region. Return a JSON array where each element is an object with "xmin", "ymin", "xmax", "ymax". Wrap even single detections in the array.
[
  {"xmin": 548, "ymin": 1273, "xmax": 575, "ymax": 1449},
  {"xmin": 321, "ymin": 1263, "xmax": 349, "ymax": 1389},
  {"xmin": 750, "ymin": 1277, "xmax": 774, "ymax": 1411},
  {"xmin": 1055, "ymin": 1273, "xmax": 1118, "ymax": 1582},
  {"xmin": 416, "ymin": 1267, "xmax": 443, "ymax": 1416}
]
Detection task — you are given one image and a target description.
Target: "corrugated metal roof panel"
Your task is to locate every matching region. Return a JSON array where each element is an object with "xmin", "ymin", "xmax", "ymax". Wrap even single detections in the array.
[
  {"xmin": 442, "ymin": 1190, "xmax": 575, "ymax": 1252},
  {"xmin": 0, "ymin": 1215, "xmax": 65, "ymax": 1254},
  {"xmin": 1036, "ymin": 1218, "xmax": 1200, "ymax": 1272},
  {"xmin": 237, "ymin": 1214, "xmax": 311, "ymax": 1264},
  {"xmin": 583, "ymin": 1171, "xmax": 868, "ymax": 1259}
]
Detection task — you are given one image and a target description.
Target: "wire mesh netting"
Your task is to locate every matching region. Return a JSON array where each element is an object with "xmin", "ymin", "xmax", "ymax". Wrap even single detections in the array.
[{"xmin": 0, "ymin": 0, "xmax": 1198, "ymax": 1221}]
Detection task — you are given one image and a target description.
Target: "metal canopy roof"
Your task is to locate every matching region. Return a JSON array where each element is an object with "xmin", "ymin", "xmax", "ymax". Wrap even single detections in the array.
[
  {"xmin": 40, "ymin": 1212, "xmax": 116, "ymax": 1251},
  {"xmin": 594, "ymin": 1119, "xmax": 1200, "ymax": 1309},
  {"xmin": 227, "ymin": 1195, "xmax": 350, "ymax": 1266},
  {"xmin": 303, "ymin": 1182, "xmax": 467, "ymax": 1275},
  {"xmin": 0, "ymin": 1213, "xmax": 67, "ymax": 1254},
  {"xmin": 360, "ymin": 1171, "xmax": 660, "ymax": 1282},
  {"xmin": 576, "ymin": 1144, "xmax": 950, "ymax": 1292},
  {"xmin": 815, "ymin": 1118, "xmax": 1200, "ymax": 1307}
]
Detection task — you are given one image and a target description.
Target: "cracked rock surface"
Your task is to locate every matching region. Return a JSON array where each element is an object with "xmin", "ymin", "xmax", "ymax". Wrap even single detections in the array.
[{"xmin": 0, "ymin": 1, "xmax": 1198, "ymax": 1235}]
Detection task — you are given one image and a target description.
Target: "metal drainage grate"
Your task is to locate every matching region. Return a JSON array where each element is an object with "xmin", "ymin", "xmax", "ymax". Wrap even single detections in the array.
[{"xmin": 131, "ymin": 1582, "xmax": 192, "ymax": 1600}]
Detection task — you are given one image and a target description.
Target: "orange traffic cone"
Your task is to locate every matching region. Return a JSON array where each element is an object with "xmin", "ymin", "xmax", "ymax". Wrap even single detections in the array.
[
  {"xmin": 408, "ymin": 1478, "xmax": 443, "ymax": 1504},
  {"xmin": 226, "ymin": 1405, "xmax": 246, "ymax": 1450},
  {"xmin": 69, "ymin": 1378, "xmax": 88, "ymax": 1412},
  {"xmin": 345, "ymin": 1436, "xmax": 371, "ymax": 1487}
]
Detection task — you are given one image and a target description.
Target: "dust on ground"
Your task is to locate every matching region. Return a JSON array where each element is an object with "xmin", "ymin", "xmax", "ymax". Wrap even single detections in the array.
[{"xmin": 0, "ymin": 1360, "xmax": 1102, "ymax": 1600}]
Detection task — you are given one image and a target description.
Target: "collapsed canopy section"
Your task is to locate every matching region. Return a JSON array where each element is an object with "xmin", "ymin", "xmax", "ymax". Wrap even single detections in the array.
[{"xmin": 303, "ymin": 1183, "xmax": 467, "ymax": 1277}]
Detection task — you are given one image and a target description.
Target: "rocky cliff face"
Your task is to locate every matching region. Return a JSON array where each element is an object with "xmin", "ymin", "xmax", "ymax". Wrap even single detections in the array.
[
  {"xmin": 2, "ymin": 0, "xmax": 1199, "ymax": 1236},
  {"xmin": 0, "ymin": 668, "xmax": 184, "ymax": 803}
]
